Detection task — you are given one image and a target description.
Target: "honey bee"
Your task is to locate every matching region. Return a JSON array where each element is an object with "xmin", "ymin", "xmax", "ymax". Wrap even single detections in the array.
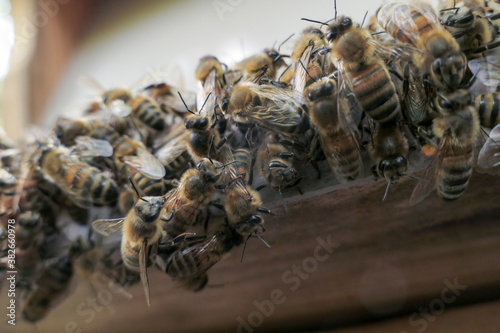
[
  {"xmin": 477, "ymin": 123, "xmax": 500, "ymax": 172},
  {"xmin": 325, "ymin": 16, "xmax": 403, "ymax": 125},
  {"xmin": 162, "ymin": 158, "xmax": 224, "ymax": 238},
  {"xmin": 92, "ymin": 191, "xmax": 167, "ymax": 306},
  {"xmin": 22, "ymin": 238, "xmax": 84, "ymax": 323},
  {"xmin": 221, "ymin": 82, "xmax": 310, "ymax": 135},
  {"xmin": 439, "ymin": 0, "xmax": 499, "ymax": 55},
  {"xmin": 235, "ymin": 48, "xmax": 288, "ymax": 83},
  {"xmin": 305, "ymin": 76, "xmax": 363, "ymax": 183},
  {"xmin": 195, "ymin": 55, "xmax": 226, "ymax": 99},
  {"xmin": 368, "ymin": 123, "xmax": 410, "ymax": 200},
  {"xmin": 161, "ymin": 216, "xmax": 268, "ymax": 291},
  {"xmin": 283, "ymin": 27, "xmax": 334, "ymax": 91},
  {"xmin": 410, "ymin": 89, "xmax": 479, "ymax": 204},
  {"xmin": 377, "ymin": 1, "xmax": 468, "ymax": 90},
  {"xmin": 37, "ymin": 139, "xmax": 118, "ymax": 208},
  {"xmin": 256, "ymin": 133, "xmax": 301, "ymax": 201},
  {"xmin": 82, "ymin": 77, "xmax": 166, "ymax": 131}
]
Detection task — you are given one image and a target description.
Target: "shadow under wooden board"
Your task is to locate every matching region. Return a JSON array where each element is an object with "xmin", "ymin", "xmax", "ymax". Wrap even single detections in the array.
[{"xmin": 8, "ymin": 171, "xmax": 500, "ymax": 333}]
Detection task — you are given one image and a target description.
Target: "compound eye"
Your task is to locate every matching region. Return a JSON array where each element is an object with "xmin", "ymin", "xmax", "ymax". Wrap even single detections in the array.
[
  {"xmin": 341, "ymin": 17, "xmax": 352, "ymax": 29},
  {"xmin": 198, "ymin": 117, "xmax": 208, "ymax": 128},
  {"xmin": 326, "ymin": 27, "xmax": 338, "ymax": 41},
  {"xmin": 379, "ymin": 160, "xmax": 391, "ymax": 175},
  {"xmin": 221, "ymin": 97, "xmax": 228, "ymax": 112},
  {"xmin": 267, "ymin": 50, "xmax": 279, "ymax": 60}
]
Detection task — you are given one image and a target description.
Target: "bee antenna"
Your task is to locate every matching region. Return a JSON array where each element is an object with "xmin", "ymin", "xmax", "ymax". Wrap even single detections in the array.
[
  {"xmin": 334, "ymin": 0, "xmax": 337, "ymax": 20},
  {"xmin": 361, "ymin": 11, "xmax": 368, "ymax": 27},
  {"xmin": 382, "ymin": 180, "xmax": 391, "ymax": 202},
  {"xmin": 301, "ymin": 18, "xmax": 329, "ymax": 26},
  {"xmin": 371, "ymin": 31, "xmax": 387, "ymax": 36},
  {"xmin": 403, "ymin": 173, "xmax": 428, "ymax": 183},
  {"xmin": 279, "ymin": 182, "xmax": 289, "ymax": 212},
  {"xmin": 199, "ymin": 92, "xmax": 212, "ymax": 115},
  {"xmin": 128, "ymin": 177, "xmax": 147, "ymax": 201},
  {"xmin": 278, "ymin": 33, "xmax": 295, "ymax": 53},
  {"xmin": 216, "ymin": 160, "xmax": 238, "ymax": 169},
  {"xmin": 177, "ymin": 91, "xmax": 196, "ymax": 115},
  {"xmin": 240, "ymin": 234, "xmax": 252, "ymax": 263},
  {"xmin": 298, "ymin": 58, "xmax": 317, "ymax": 83},
  {"xmin": 466, "ymin": 69, "xmax": 479, "ymax": 88},
  {"xmin": 256, "ymin": 232, "xmax": 271, "ymax": 248},
  {"xmin": 278, "ymin": 63, "xmax": 293, "ymax": 82}
]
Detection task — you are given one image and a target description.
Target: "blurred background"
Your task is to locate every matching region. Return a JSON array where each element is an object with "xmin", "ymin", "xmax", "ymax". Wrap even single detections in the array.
[
  {"xmin": 0, "ymin": 0, "xmax": 381, "ymax": 140},
  {"xmin": 4, "ymin": 1, "xmax": 500, "ymax": 333}
]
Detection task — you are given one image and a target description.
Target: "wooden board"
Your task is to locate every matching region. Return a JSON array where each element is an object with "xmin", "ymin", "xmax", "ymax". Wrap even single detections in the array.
[{"xmin": 4, "ymin": 171, "xmax": 499, "ymax": 333}]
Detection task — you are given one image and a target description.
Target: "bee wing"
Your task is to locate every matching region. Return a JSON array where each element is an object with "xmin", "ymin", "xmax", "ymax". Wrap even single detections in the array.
[
  {"xmin": 91, "ymin": 217, "xmax": 125, "ymax": 236},
  {"xmin": 154, "ymin": 133, "xmax": 189, "ymax": 164},
  {"xmin": 78, "ymin": 76, "xmax": 106, "ymax": 94},
  {"xmin": 197, "ymin": 69, "xmax": 217, "ymax": 115},
  {"xmin": 122, "ymin": 147, "xmax": 166, "ymax": 180},
  {"xmin": 292, "ymin": 42, "xmax": 313, "ymax": 94},
  {"xmin": 409, "ymin": 133, "xmax": 450, "ymax": 206},
  {"xmin": 236, "ymin": 83, "xmax": 306, "ymax": 133},
  {"xmin": 468, "ymin": 58, "xmax": 500, "ymax": 95},
  {"xmin": 73, "ymin": 136, "xmax": 113, "ymax": 158},
  {"xmin": 139, "ymin": 239, "xmax": 151, "ymax": 306},
  {"xmin": 477, "ymin": 124, "xmax": 500, "ymax": 169}
]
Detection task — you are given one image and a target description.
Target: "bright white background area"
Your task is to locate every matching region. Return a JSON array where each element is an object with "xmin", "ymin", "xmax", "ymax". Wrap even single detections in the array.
[{"xmin": 42, "ymin": 0, "xmax": 386, "ymax": 127}]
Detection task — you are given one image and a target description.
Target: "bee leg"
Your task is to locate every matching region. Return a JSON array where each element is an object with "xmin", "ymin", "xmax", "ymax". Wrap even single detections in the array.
[
  {"xmin": 255, "ymin": 184, "xmax": 267, "ymax": 192},
  {"xmin": 161, "ymin": 206, "xmax": 175, "ymax": 222},
  {"xmin": 216, "ymin": 136, "xmax": 227, "ymax": 149},
  {"xmin": 203, "ymin": 208, "xmax": 211, "ymax": 234},
  {"xmin": 256, "ymin": 207, "xmax": 273, "ymax": 215}
]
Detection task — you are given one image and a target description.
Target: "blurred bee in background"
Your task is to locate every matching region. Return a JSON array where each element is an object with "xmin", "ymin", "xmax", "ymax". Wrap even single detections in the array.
[
  {"xmin": 439, "ymin": 0, "xmax": 500, "ymax": 56},
  {"xmin": 36, "ymin": 138, "xmax": 118, "ymax": 208},
  {"xmin": 377, "ymin": 1, "xmax": 469, "ymax": 90},
  {"xmin": 368, "ymin": 123, "xmax": 410, "ymax": 200},
  {"xmin": 15, "ymin": 211, "xmax": 44, "ymax": 293},
  {"xmin": 410, "ymin": 89, "xmax": 479, "ymax": 204},
  {"xmin": 325, "ymin": 15, "xmax": 403, "ymax": 125},
  {"xmin": 82, "ymin": 77, "xmax": 166, "ymax": 131},
  {"xmin": 305, "ymin": 76, "xmax": 363, "ymax": 183},
  {"xmin": 22, "ymin": 238, "xmax": 85, "ymax": 323},
  {"xmin": 92, "ymin": 187, "xmax": 167, "ymax": 306}
]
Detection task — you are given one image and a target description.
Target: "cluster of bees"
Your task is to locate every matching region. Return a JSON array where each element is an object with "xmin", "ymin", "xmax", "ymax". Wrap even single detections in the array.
[{"xmin": 1, "ymin": 0, "xmax": 500, "ymax": 324}]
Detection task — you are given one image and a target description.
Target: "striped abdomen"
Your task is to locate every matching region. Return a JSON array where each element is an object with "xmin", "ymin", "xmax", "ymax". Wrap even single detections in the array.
[
  {"xmin": 437, "ymin": 143, "xmax": 474, "ymax": 200},
  {"xmin": 121, "ymin": 239, "xmax": 140, "ymax": 271},
  {"xmin": 166, "ymin": 244, "xmax": 215, "ymax": 279},
  {"xmin": 42, "ymin": 150, "xmax": 118, "ymax": 207},
  {"xmin": 475, "ymin": 92, "xmax": 500, "ymax": 129},
  {"xmin": 163, "ymin": 150, "xmax": 192, "ymax": 179},
  {"xmin": 377, "ymin": 2, "xmax": 435, "ymax": 47},
  {"xmin": 130, "ymin": 170, "xmax": 164, "ymax": 196},
  {"xmin": 310, "ymin": 99, "xmax": 360, "ymax": 182},
  {"xmin": 128, "ymin": 96, "xmax": 165, "ymax": 131},
  {"xmin": 351, "ymin": 61, "xmax": 402, "ymax": 124}
]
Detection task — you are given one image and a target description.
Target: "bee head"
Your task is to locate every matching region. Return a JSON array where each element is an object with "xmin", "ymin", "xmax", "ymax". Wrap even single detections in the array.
[
  {"xmin": 185, "ymin": 114, "xmax": 210, "ymax": 131},
  {"xmin": 378, "ymin": 156, "xmax": 408, "ymax": 182},
  {"xmin": 197, "ymin": 159, "xmax": 223, "ymax": 183},
  {"xmin": 326, "ymin": 16, "xmax": 352, "ymax": 42},
  {"xmin": 430, "ymin": 52, "xmax": 467, "ymax": 90},
  {"xmin": 234, "ymin": 215, "xmax": 264, "ymax": 238},
  {"xmin": 135, "ymin": 196, "xmax": 165, "ymax": 223}
]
